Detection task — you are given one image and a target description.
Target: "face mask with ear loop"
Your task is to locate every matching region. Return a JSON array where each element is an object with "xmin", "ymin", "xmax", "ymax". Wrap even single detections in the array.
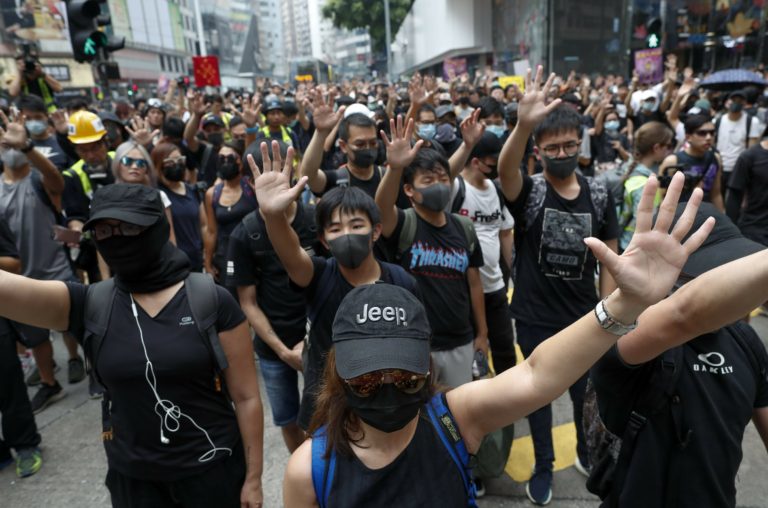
[{"xmin": 128, "ymin": 295, "xmax": 232, "ymax": 461}]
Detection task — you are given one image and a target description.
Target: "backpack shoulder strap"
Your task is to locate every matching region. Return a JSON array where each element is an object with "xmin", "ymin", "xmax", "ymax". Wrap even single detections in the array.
[
  {"xmin": 523, "ymin": 174, "xmax": 547, "ymax": 231},
  {"xmin": 335, "ymin": 167, "xmax": 350, "ymax": 188},
  {"xmin": 493, "ymin": 180, "xmax": 506, "ymax": 210},
  {"xmin": 307, "ymin": 258, "xmax": 338, "ymax": 324},
  {"xmin": 311, "ymin": 427, "xmax": 336, "ymax": 508},
  {"xmin": 396, "ymin": 208, "xmax": 418, "ymax": 259},
  {"xmin": 83, "ymin": 279, "xmax": 118, "ymax": 384},
  {"xmin": 746, "ymin": 113, "xmax": 754, "ymax": 146},
  {"xmin": 585, "ymin": 175, "xmax": 609, "ymax": 228},
  {"xmin": 450, "ymin": 176, "xmax": 466, "ymax": 214},
  {"xmin": 212, "ymin": 182, "xmax": 224, "ymax": 208},
  {"xmin": 425, "ymin": 393, "xmax": 477, "ymax": 506},
  {"xmin": 242, "ymin": 211, "xmax": 263, "ymax": 240},
  {"xmin": 184, "ymin": 273, "xmax": 228, "ymax": 372},
  {"xmin": 451, "ymin": 212, "xmax": 478, "ymax": 255}
]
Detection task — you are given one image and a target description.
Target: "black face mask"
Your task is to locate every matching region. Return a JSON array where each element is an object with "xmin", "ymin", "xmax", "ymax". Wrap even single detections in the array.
[
  {"xmin": 218, "ymin": 162, "xmax": 240, "ymax": 181},
  {"xmin": 95, "ymin": 216, "xmax": 190, "ymax": 293},
  {"xmin": 207, "ymin": 132, "xmax": 224, "ymax": 147},
  {"xmin": 414, "ymin": 183, "xmax": 451, "ymax": 212},
  {"xmin": 232, "ymin": 138, "xmax": 246, "ymax": 153},
  {"xmin": 345, "ymin": 383, "xmax": 428, "ymax": 433},
  {"xmin": 327, "ymin": 233, "xmax": 371, "ymax": 268},
  {"xmin": 483, "ymin": 163, "xmax": 498, "ymax": 180},
  {"xmin": 729, "ymin": 102, "xmax": 744, "ymax": 113},
  {"xmin": 459, "ymin": 97, "xmax": 471, "ymax": 106},
  {"xmin": 163, "ymin": 162, "xmax": 186, "ymax": 182},
  {"xmin": 350, "ymin": 148, "xmax": 377, "ymax": 168},
  {"xmin": 543, "ymin": 154, "xmax": 578, "ymax": 179}
]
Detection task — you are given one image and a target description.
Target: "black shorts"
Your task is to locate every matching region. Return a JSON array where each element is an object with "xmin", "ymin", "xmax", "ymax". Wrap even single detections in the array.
[{"xmin": 105, "ymin": 442, "xmax": 246, "ymax": 508}]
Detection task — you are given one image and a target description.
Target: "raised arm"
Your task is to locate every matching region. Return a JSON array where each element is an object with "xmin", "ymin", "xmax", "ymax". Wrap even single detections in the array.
[
  {"xmin": 448, "ymin": 172, "xmax": 714, "ymax": 451},
  {"xmin": 499, "ymin": 66, "xmax": 561, "ymax": 202},
  {"xmin": 298, "ymin": 90, "xmax": 344, "ymax": 194},
  {"xmin": 249, "ymin": 142, "xmax": 315, "ymax": 288},
  {"xmin": 375, "ymin": 115, "xmax": 423, "ymax": 238},
  {"xmin": 447, "ymin": 109, "xmax": 485, "ymax": 180},
  {"xmin": 0, "ymin": 270, "xmax": 70, "ymax": 331},
  {"xmin": 184, "ymin": 93, "xmax": 209, "ymax": 153}
]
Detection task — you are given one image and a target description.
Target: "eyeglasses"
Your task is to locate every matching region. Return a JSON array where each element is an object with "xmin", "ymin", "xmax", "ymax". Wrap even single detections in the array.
[
  {"xmin": 344, "ymin": 369, "xmax": 429, "ymax": 398},
  {"xmin": 92, "ymin": 222, "xmax": 147, "ymax": 241},
  {"xmin": 120, "ymin": 156, "xmax": 149, "ymax": 170},
  {"xmin": 540, "ymin": 141, "xmax": 580, "ymax": 158},
  {"xmin": 218, "ymin": 154, "xmax": 239, "ymax": 164},
  {"xmin": 693, "ymin": 129, "xmax": 715, "ymax": 138}
]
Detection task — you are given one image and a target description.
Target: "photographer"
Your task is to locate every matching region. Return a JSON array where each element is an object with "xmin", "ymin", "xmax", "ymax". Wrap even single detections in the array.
[{"xmin": 9, "ymin": 50, "xmax": 62, "ymax": 113}]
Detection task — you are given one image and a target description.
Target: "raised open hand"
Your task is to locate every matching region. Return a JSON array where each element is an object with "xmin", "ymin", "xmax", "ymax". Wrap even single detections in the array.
[
  {"xmin": 409, "ymin": 73, "xmax": 433, "ymax": 108},
  {"xmin": 126, "ymin": 116, "xmax": 159, "ymax": 146},
  {"xmin": 381, "ymin": 114, "xmax": 422, "ymax": 170},
  {"xmin": 310, "ymin": 89, "xmax": 344, "ymax": 133},
  {"xmin": 50, "ymin": 109, "xmax": 69, "ymax": 135},
  {"xmin": 189, "ymin": 93, "xmax": 210, "ymax": 116},
  {"xmin": 242, "ymin": 94, "xmax": 262, "ymax": 127},
  {"xmin": 459, "ymin": 108, "xmax": 485, "ymax": 148},
  {"xmin": 585, "ymin": 172, "xmax": 714, "ymax": 314},
  {"xmin": 517, "ymin": 66, "xmax": 562, "ymax": 130},
  {"xmin": 247, "ymin": 141, "xmax": 307, "ymax": 217}
]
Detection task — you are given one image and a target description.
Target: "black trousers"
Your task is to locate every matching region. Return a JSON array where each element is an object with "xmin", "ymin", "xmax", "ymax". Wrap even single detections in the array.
[
  {"xmin": 485, "ymin": 288, "xmax": 517, "ymax": 374},
  {"xmin": 0, "ymin": 322, "xmax": 41, "ymax": 459},
  {"xmin": 106, "ymin": 442, "xmax": 246, "ymax": 508}
]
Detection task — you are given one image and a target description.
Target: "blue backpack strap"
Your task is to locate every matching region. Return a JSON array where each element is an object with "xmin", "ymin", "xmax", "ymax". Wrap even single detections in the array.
[
  {"xmin": 425, "ymin": 393, "xmax": 477, "ymax": 506},
  {"xmin": 311, "ymin": 427, "xmax": 336, "ymax": 508},
  {"xmin": 307, "ymin": 258, "xmax": 337, "ymax": 324}
]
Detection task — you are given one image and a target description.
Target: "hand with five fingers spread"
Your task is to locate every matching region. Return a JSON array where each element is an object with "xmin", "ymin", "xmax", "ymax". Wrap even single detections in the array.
[
  {"xmin": 310, "ymin": 89, "xmax": 344, "ymax": 134},
  {"xmin": 0, "ymin": 109, "xmax": 28, "ymax": 150},
  {"xmin": 585, "ymin": 171, "xmax": 714, "ymax": 323},
  {"xmin": 459, "ymin": 108, "xmax": 485, "ymax": 149},
  {"xmin": 517, "ymin": 66, "xmax": 562, "ymax": 131},
  {"xmin": 381, "ymin": 115, "xmax": 422, "ymax": 171},
  {"xmin": 247, "ymin": 141, "xmax": 307, "ymax": 217},
  {"xmin": 126, "ymin": 116, "xmax": 159, "ymax": 147},
  {"xmin": 242, "ymin": 94, "xmax": 262, "ymax": 128}
]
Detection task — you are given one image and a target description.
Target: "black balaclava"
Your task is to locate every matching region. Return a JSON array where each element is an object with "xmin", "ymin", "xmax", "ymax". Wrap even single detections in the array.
[{"xmin": 95, "ymin": 214, "xmax": 190, "ymax": 293}]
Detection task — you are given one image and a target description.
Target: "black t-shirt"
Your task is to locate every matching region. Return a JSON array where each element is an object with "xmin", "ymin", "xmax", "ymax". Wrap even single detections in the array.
[
  {"xmin": 593, "ymin": 131, "xmax": 629, "ymax": 163},
  {"xmin": 190, "ymin": 143, "xmax": 219, "ymax": 187},
  {"xmin": 592, "ymin": 323, "xmax": 768, "ymax": 508},
  {"xmin": 295, "ymin": 257, "xmax": 420, "ymax": 429},
  {"xmin": 226, "ymin": 204, "xmax": 319, "ymax": 361},
  {"xmin": 66, "ymin": 282, "xmax": 246, "ymax": 481},
  {"xmin": 729, "ymin": 143, "xmax": 768, "ymax": 245},
  {"xmin": 320, "ymin": 165, "xmax": 411, "ymax": 210},
  {"xmin": 0, "ymin": 217, "xmax": 18, "ymax": 337},
  {"xmin": 386, "ymin": 210, "xmax": 484, "ymax": 351},
  {"xmin": 507, "ymin": 174, "xmax": 619, "ymax": 329}
]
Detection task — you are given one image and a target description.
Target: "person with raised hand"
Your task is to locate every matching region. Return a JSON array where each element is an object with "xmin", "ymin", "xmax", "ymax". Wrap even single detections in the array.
[
  {"xmin": 498, "ymin": 66, "xmax": 621, "ymax": 503},
  {"xmin": 376, "ymin": 115, "xmax": 486, "ymax": 389},
  {"xmin": 284, "ymin": 172, "xmax": 722, "ymax": 508},
  {"xmin": 249, "ymin": 140, "xmax": 419, "ymax": 431}
]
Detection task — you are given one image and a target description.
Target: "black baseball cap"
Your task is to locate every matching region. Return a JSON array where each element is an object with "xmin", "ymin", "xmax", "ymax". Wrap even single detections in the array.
[
  {"xmin": 674, "ymin": 202, "xmax": 764, "ymax": 279},
  {"xmin": 264, "ymin": 99, "xmax": 284, "ymax": 113},
  {"xmin": 83, "ymin": 184, "xmax": 164, "ymax": 230},
  {"xmin": 470, "ymin": 131, "xmax": 503, "ymax": 160},
  {"xmin": 729, "ymin": 89, "xmax": 747, "ymax": 100},
  {"xmin": 202, "ymin": 115, "xmax": 225, "ymax": 128},
  {"xmin": 332, "ymin": 284, "xmax": 431, "ymax": 379}
]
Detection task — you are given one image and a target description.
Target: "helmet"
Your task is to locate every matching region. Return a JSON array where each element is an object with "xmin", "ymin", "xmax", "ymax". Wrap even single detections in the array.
[{"xmin": 67, "ymin": 110, "xmax": 107, "ymax": 144}]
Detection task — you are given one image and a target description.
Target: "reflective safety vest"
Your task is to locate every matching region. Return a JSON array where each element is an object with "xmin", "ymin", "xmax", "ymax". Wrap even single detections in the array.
[
  {"xmin": 621, "ymin": 173, "xmax": 662, "ymax": 234},
  {"xmin": 23, "ymin": 78, "xmax": 56, "ymax": 113},
  {"xmin": 64, "ymin": 151, "xmax": 116, "ymax": 199},
  {"xmin": 260, "ymin": 125, "xmax": 294, "ymax": 147}
]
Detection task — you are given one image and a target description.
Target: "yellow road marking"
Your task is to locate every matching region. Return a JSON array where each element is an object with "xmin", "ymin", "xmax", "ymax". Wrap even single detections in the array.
[{"xmin": 505, "ymin": 422, "xmax": 578, "ymax": 482}]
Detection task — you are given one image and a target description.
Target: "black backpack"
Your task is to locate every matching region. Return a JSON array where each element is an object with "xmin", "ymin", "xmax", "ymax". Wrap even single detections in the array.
[
  {"xmin": 82, "ymin": 273, "xmax": 228, "ymax": 441},
  {"xmin": 584, "ymin": 322, "xmax": 768, "ymax": 506},
  {"xmin": 450, "ymin": 175, "xmax": 506, "ymax": 215}
]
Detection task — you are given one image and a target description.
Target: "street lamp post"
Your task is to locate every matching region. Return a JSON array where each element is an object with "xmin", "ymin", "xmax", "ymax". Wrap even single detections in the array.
[{"xmin": 384, "ymin": 0, "xmax": 392, "ymax": 83}]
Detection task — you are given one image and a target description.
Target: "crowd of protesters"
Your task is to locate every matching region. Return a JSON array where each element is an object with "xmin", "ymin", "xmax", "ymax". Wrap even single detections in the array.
[{"xmin": 0, "ymin": 54, "xmax": 767, "ymax": 508}]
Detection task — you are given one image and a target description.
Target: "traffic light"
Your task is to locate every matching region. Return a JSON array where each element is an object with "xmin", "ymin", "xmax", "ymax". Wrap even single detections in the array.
[
  {"xmin": 646, "ymin": 17, "xmax": 662, "ymax": 49},
  {"xmin": 66, "ymin": 0, "xmax": 124, "ymax": 63}
]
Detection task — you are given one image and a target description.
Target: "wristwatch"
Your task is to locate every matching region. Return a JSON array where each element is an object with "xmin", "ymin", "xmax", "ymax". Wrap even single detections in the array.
[
  {"xmin": 20, "ymin": 139, "xmax": 34, "ymax": 153},
  {"xmin": 594, "ymin": 297, "xmax": 637, "ymax": 336}
]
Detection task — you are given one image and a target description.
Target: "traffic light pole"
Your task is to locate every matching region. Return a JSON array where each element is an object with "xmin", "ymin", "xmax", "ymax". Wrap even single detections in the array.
[{"xmin": 93, "ymin": 48, "xmax": 110, "ymax": 98}]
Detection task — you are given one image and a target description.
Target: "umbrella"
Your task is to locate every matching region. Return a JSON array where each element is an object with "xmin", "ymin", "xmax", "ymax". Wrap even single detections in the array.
[{"xmin": 699, "ymin": 69, "xmax": 767, "ymax": 91}]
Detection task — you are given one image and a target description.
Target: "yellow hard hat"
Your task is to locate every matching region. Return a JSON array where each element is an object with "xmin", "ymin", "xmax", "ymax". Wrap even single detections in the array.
[{"xmin": 67, "ymin": 110, "xmax": 107, "ymax": 144}]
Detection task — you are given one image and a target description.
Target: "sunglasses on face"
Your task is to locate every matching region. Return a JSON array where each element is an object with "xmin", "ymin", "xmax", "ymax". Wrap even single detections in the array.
[
  {"xmin": 693, "ymin": 129, "xmax": 715, "ymax": 138},
  {"xmin": 163, "ymin": 156, "xmax": 186, "ymax": 166},
  {"xmin": 344, "ymin": 369, "xmax": 429, "ymax": 398},
  {"xmin": 120, "ymin": 156, "xmax": 149, "ymax": 170},
  {"xmin": 92, "ymin": 222, "xmax": 147, "ymax": 241},
  {"xmin": 218, "ymin": 154, "xmax": 239, "ymax": 164}
]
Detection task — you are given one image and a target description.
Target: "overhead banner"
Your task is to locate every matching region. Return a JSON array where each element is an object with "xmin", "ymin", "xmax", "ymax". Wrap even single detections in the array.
[
  {"xmin": 193, "ymin": 56, "xmax": 221, "ymax": 87},
  {"xmin": 634, "ymin": 48, "xmax": 664, "ymax": 85},
  {"xmin": 498, "ymin": 75, "xmax": 525, "ymax": 92}
]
